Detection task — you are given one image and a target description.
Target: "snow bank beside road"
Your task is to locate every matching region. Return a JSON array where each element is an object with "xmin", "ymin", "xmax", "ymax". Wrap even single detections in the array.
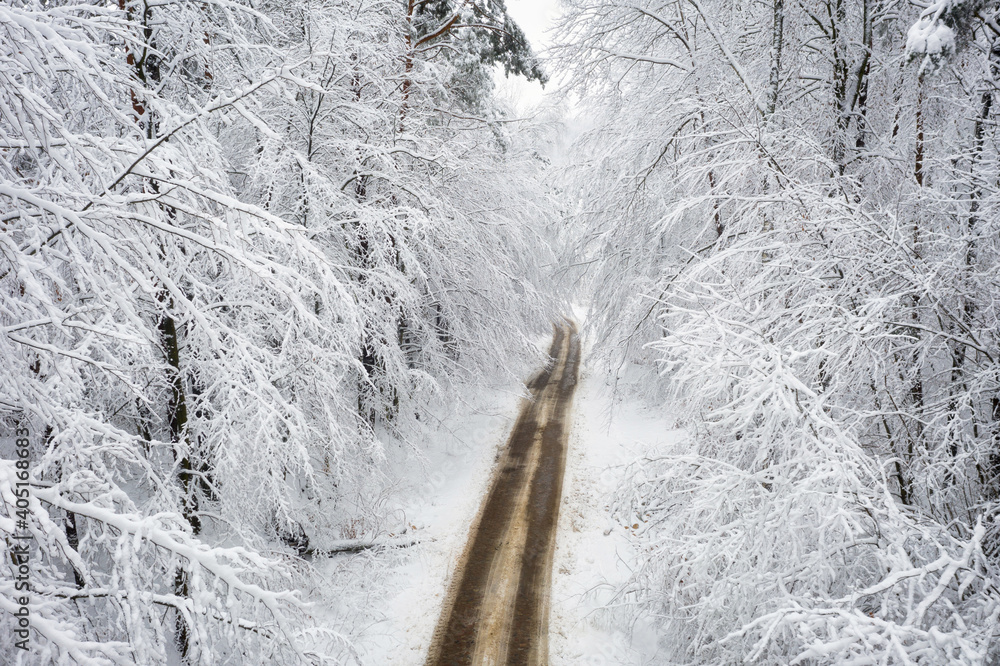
[
  {"xmin": 550, "ymin": 345, "xmax": 684, "ymax": 665},
  {"xmin": 330, "ymin": 376, "xmax": 529, "ymax": 664}
]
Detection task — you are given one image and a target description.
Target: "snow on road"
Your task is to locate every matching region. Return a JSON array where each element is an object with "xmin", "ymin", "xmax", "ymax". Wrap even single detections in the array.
[
  {"xmin": 427, "ymin": 322, "xmax": 579, "ymax": 664},
  {"xmin": 323, "ymin": 319, "xmax": 682, "ymax": 664}
]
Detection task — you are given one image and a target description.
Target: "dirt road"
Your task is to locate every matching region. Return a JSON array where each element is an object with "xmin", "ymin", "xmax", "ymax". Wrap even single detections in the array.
[{"xmin": 426, "ymin": 321, "xmax": 581, "ymax": 666}]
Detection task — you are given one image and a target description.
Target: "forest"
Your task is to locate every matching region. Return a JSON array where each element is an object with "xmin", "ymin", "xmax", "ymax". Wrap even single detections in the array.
[{"xmin": 1, "ymin": 0, "xmax": 999, "ymax": 664}]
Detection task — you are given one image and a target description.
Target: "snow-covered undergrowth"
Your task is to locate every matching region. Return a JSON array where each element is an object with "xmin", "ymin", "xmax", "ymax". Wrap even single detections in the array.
[{"xmin": 621, "ymin": 315, "xmax": 999, "ymax": 662}]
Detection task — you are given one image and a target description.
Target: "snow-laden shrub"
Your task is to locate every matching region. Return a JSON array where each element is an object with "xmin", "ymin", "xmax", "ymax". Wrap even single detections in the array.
[
  {"xmin": 611, "ymin": 193, "xmax": 1000, "ymax": 663},
  {"xmin": 616, "ymin": 346, "xmax": 999, "ymax": 662}
]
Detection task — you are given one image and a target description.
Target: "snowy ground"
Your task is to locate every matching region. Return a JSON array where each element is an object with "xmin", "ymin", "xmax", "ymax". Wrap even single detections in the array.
[
  {"xmin": 317, "ymin": 325, "xmax": 684, "ymax": 664},
  {"xmin": 548, "ymin": 337, "xmax": 684, "ymax": 665},
  {"xmin": 309, "ymin": 376, "xmax": 524, "ymax": 664}
]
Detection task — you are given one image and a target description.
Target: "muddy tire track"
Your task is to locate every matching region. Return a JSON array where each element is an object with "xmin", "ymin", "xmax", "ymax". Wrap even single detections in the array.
[{"xmin": 427, "ymin": 321, "xmax": 581, "ymax": 666}]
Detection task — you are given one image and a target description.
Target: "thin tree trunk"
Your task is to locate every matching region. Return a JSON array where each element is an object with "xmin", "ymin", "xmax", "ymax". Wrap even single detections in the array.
[
  {"xmin": 961, "ymin": 32, "xmax": 1000, "ymax": 494},
  {"xmin": 854, "ymin": 0, "xmax": 872, "ymax": 149},
  {"xmin": 766, "ymin": 0, "xmax": 785, "ymax": 118},
  {"xmin": 399, "ymin": 0, "xmax": 417, "ymax": 133},
  {"xmin": 120, "ymin": 2, "xmax": 198, "ymax": 655},
  {"xmin": 707, "ymin": 169, "xmax": 724, "ymax": 238},
  {"xmin": 830, "ymin": 0, "xmax": 849, "ymax": 174},
  {"xmin": 915, "ymin": 76, "xmax": 926, "ymax": 186}
]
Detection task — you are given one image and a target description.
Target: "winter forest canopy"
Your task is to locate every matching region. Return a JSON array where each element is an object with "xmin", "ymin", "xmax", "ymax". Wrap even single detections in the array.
[{"xmin": 1, "ymin": 0, "xmax": 1000, "ymax": 663}]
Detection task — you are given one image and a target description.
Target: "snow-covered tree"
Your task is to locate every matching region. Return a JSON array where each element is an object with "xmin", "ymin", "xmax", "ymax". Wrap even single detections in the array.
[
  {"xmin": 557, "ymin": 0, "xmax": 1000, "ymax": 661},
  {"xmin": 0, "ymin": 0, "xmax": 555, "ymax": 662}
]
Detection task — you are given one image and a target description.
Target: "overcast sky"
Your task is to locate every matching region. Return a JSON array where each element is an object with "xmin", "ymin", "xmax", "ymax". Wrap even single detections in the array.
[
  {"xmin": 507, "ymin": 0, "xmax": 559, "ymax": 48},
  {"xmin": 494, "ymin": 0, "xmax": 562, "ymax": 110}
]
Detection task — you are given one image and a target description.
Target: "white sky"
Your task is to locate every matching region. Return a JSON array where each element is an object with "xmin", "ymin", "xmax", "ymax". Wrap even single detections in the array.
[
  {"xmin": 494, "ymin": 0, "xmax": 562, "ymax": 111},
  {"xmin": 506, "ymin": 0, "xmax": 560, "ymax": 47}
]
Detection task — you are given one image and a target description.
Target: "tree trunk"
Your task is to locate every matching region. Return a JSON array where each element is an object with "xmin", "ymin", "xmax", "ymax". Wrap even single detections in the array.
[
  {"xmin": 766, "ymin": 0, "xmax": 785, "ymax": 118},
  {"xmin": 915, "ymin": 76, "xmax": 926, "ymax": 186},
  {"xmin": 830, "ymin": 0, "xmax": 849, "ymax": 175},
  {"xmin": 120, "ymin": 2, "xmax": 199, "ymax": 655},
  {"xmin": 854, "ymin": 0, "xmax": 872, "ymax": 149},
  {"xmin": 399, "ymin": 0, "xmax": 417, "ymax": 133}
]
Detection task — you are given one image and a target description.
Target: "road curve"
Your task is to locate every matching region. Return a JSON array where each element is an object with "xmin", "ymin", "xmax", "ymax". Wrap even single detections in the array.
[{"xmin": 426, "ymin": 321, "xmax": 581, "ymax": 666}]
